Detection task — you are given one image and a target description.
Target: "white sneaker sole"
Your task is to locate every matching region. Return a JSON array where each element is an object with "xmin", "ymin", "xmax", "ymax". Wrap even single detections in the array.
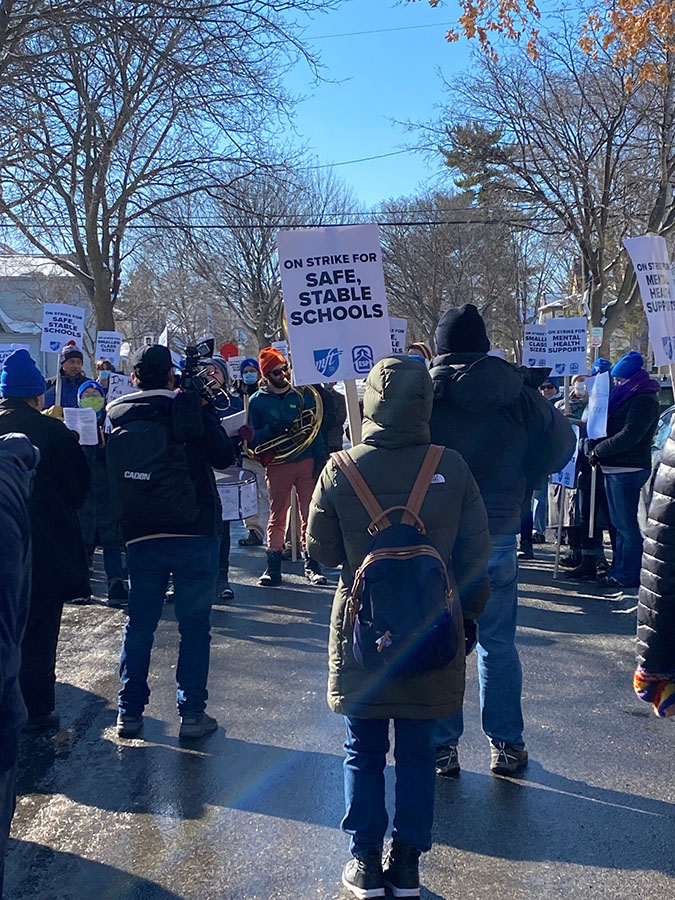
[
  {"xmin": 341, "ymin": 874, "xmax": 385, "ymax": 899},
  {"xmin": 384, "ymin": 883, "xmax": 421, "ymax": 898}
]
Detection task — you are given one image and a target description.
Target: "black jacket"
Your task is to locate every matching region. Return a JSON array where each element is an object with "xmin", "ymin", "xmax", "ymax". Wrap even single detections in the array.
[
  {"xmin": 429, "ymin": 353, "xmax": 576, "ymax": 535},
  {"xmin": 636, "ymin": 419, "xmax": 675, "ymax": 672},
  {"xmin": 593, "ymin": 392, "xmax": 660, "ymax": 470},
  {"xmin": 0, "ymin": 436, "xmax": 39, "ymax": 771},
  {"xmin": 106, "ymin": 389, "xmax": 234, "ymax": 541},
  {"xmin": 0, "ymin": 398, "xmax": 91, "ymax": 601}
]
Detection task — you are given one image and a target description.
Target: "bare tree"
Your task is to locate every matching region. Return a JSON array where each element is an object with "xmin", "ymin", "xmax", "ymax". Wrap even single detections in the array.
[
  {"xmin": 0, "ymin": 1, "xmax": 337, "ymax": 331},
  {"xmin": 431, "ymin": 30, "xmax": 675, "ymax": 353}
]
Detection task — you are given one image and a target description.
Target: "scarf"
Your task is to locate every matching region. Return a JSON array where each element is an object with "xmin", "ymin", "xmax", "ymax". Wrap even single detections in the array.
[{"xmin": 608, "ymin": 368, "xmax": 660, "ymax": 414}]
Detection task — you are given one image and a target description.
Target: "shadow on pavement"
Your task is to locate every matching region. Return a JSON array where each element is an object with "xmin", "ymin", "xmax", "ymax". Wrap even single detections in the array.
[
  {"xmin": 433, "ymin": 760, "xmax": 675, "ymax": 875},
  {"xmin": 5, "ymin": 840, "xmax": 186, "ymax": 899}
]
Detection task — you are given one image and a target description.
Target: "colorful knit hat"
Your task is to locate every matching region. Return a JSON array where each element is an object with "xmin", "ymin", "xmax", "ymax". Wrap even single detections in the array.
[{"xmin": 259, "ymin": 347, "xmax": 287, "ymax": 378}]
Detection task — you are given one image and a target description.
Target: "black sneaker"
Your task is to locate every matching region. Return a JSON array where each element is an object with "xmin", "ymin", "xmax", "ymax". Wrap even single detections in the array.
[
  {"xmin": 304, "ymin": 554, "xmax": 327, "ymax": 586},
  {"xmin": 219, "ymin": 582, "xmax": 235, "ymax": 601},
  {"xmin": 517, "ymin": 541, "xmax": 534, "ymax": 560},
  {"xmin": 490, "ymin": 741, "xmax": 528, "ymax": 775},
  {"xmin": 341, "ymin": 853, "xmax": 385, "ymax": 899},
  {"xmin": 383, "ymin": 841, "xmax": 421, "ymax": 898},
  {"xmin": 179, "ymin": 713, "xmax": 218, "ymax": 739},
  {"xmin": 107, "ymin": 578, "xmax": 129, "ymax": 608},
  {"xmin": 116, "ymin": 713, "xmax": 143, "ymax": 738},
  {"xmin": 435, "ymin": 744, "xmax": 460, "ymax": 777},
  {"xmin": 22, "ymin": 712, "xmax": 60, "ymax": 734},
  {"xmin": 238, "ymin": 530, "xmax": 263, "ymax": 547}
]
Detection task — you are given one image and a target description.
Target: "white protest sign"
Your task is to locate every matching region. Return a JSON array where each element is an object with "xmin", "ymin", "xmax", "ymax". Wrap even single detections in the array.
[
  {"xmin": 545, "ymin": 317, "xmax": 588, "ymax": 377},
  {"xmin": 389, "ymin": 317, "xmax": 408, "ymax": 355},
  {"xmin": 106, "ymin": 373, "xmax": 135, "ymax": 402},
  {"xmin": 40, "ymin": 303, "xmax": 86, "ymax": 352},
  {"xmin": 0, "ymin": 344, "xmax": 30, "ymax": 367},
  {"xmin": 272, "ymin": 340, "xmax": 289, "ymax": 360},
  {"xmin": 227, "ymin": 355, "xmax": 245, "ymax": 383},
  {"xmin": 624, "ymin": 235, "xmax": 675, "ymax": 367},
  {"xmin": 585, "ymin": 371, "xmax": 610, "ymax": 440},
  {"xmin": 523, "ymin": 324, "xmax": 547, "ymax": 367},
  {"xmin": 277, "ymin": 224, "xmax": 391, "ymax": 385},
  {"xmin": 95, "ymin": 331, "xmax": 123, "ymax": 367},
  {"xmin": 589, "ymin": 326, "xmax": 603, "ymax": 348},
  {"xmin": 551, "ymin": 425, "xmax": 579, "ymax": 487},
  {"xmin": 63, "ymin": 406, "xmax": 99, "ymax": 445},
  {"xmin": 157, "ymin": 324, "xmax": 169, "ymax": 345}
]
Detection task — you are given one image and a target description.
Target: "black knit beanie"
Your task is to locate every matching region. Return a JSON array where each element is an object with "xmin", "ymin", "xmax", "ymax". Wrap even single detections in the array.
[{"xmin": 435, "ymin": 304, "xmax": 490, "ymax": 354}]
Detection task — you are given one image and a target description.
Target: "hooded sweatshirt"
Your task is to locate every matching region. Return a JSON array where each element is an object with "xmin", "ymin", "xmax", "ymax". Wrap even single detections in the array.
[{"xmin": 429, "ymin": 352, "xmax": 576, "ymax": 535}]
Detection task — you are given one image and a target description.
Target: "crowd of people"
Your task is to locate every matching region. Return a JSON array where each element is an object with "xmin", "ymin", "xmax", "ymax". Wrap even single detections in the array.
[{"xmin": 1, "ymin": 302, "xmax": 674, "ymax": 900}]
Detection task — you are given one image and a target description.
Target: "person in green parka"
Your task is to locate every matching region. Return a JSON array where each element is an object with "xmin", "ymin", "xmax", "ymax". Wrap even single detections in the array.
[{"xmin": 307, "ymin": 355, "xmax": 491, "ymax": 900}]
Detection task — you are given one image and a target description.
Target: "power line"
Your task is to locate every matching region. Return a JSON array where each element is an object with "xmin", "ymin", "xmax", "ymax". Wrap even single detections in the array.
[
  {"xmin": 302, "ymin": 149, "xmax": 416, "ymax": 169},
  {"xmin": 306, "ymin": 21, "xmax": 459, "ymax": 41}
]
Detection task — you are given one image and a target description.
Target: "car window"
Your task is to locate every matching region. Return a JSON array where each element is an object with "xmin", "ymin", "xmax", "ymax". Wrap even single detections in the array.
[{"xmin": 654, "ymin": 407, "xmax": 674, "ymax": 452}]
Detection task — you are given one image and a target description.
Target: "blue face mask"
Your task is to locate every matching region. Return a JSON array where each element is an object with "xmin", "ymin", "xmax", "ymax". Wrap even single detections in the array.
[{"xmin": 242, "ymin": 371, "xmax": 258, "ymax": 385}]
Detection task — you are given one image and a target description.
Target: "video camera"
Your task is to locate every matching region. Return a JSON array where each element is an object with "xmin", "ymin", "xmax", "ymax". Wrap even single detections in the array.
[{"xmin": 181, "ymin": 341, "xmax": 215, "ymax": 404}]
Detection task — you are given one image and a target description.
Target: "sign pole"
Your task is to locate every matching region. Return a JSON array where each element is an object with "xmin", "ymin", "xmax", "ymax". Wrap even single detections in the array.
[
  {"xmin": 290, "ymin": 485, "xmax": 299, "ymax": 563},
  {"xmin": 553, "ymin": 485, "xmax": 567, "ymax": 579},
  {"xmin": 588, "ymin": 466, "xmax": 598, "ymax": 540},
  {"xmin": 344, "ymin": 378, "xmax": 362, "ymax": 447},
  {"xmin": 55, "ymin": 367, "xmax": 62, "ymax": 407}
]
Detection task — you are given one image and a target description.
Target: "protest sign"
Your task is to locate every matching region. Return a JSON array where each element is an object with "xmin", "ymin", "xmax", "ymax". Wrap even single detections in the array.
[
  {"xmin": 389, "ymin": 317, "xmax": 408, "ymax": 355},
  {"xmin": 589, "ymin": 326, "xmax": 603, "ymax": 348},
  {"xmin": 272, "ymin": 340, "xmax": 289, "ymax": 360},
  {"xmin": 523, "ymin": 324, "xmax": 547, "ymax": 367},
  {"xmin": 158, "ymin": 324, "xmax": 169, "ymax": 345},
  {"xmin": 624, "ymin": 235, "xmax": 675, "ymax": 368},
  {"xmin": 63, "ymin": 406, "xmax": 99, "ymax": 445},
  {"xmin": 551, "ymin": 425, "xmax": 579, "ymax": 488},
  {"xmin": 106, "ymin": 373, "xmax": 135, "ymax": 402},
  {"xmin": 40, "ymin": 303, "xmax": 85, "ymax": 352},
  {"xmin": 277, "ymin": 224, "xmax": 391, "ymax": 386},
  {"xmin": 95, "ymin": 331, "xmax": 123, "ymax": 367},
  {"xmin": 227, "ymin": 355, "xmax": 244, "ymax": 383},
  {"xmin": 0, "ymin": 344, "xmax": 30, "ymax": 367},
  {"xmin": 545, "ymin": 317, "xmax": 588, "ymax": 376},
  {"xmin": 585, "ymin": 371, "xmax": 610, "ymax": 440}
]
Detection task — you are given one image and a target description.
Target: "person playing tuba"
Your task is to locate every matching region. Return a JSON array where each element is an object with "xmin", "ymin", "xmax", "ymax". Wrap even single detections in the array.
[{"xmin": 247, "ymin": 347, "xmax": 328, "ymax": 587}]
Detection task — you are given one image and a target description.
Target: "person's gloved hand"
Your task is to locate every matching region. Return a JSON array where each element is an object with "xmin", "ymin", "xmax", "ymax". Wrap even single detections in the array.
[
  {"xmin": 238, "ymin": 424, "xmax": 255, "ymax": 443},
  {"xmin": 464, "ymin": 618, "xmax": 478, "ymax": 656},
  {"xmin": 588, "ymin": 450, "xmax": 600, "ymax": 467},
  {"xmin": 43, "ymin": 405, "xmax": 64, "ymax": 421},
  {"xmin": 270, "ymin": 420, "xmax": 292, "ymax": 437}
]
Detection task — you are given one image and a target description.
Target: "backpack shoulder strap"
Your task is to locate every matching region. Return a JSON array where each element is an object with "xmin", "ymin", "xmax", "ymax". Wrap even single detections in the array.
[
  {"xmin": 401, "ymin": 444, "xmax": 445, "ymax": 527},
  {"xmin": 332, "ymin": 450, "xmax": 393, "ymax": 533}
]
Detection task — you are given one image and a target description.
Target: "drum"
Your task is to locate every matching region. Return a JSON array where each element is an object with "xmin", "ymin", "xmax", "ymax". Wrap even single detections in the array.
[{"xmin": 214, "ymin": 467, "xmax": 258, "ymax": 521}]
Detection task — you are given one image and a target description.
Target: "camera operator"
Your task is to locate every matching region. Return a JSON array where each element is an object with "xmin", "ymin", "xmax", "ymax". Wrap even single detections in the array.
[{"xmin": 106, "ymin": 344, "xmax": 234, "ymax": 740}]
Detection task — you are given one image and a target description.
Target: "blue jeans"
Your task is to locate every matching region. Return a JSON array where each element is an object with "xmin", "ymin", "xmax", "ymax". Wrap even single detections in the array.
[
  {"xmin": 533, "ymin": 484, "xmax": 548, "ymax": 535},
  {"xmin": 603, "ymin": 470, "xmax": 650, "ymax": 584},
  {"xmin": 0, "ymin": 764, "xmax": 15, "ymax": 899},
  {"xmin": 435, "ymin": 534, "xmax": 524, "ymax": 749},
  {"xmin": 343, "ymin": 717, "xmax": 436, "ymax": 857},
  {"xmin": 119, "ymin": 535, "xmax": 220, "ymax": 718}
]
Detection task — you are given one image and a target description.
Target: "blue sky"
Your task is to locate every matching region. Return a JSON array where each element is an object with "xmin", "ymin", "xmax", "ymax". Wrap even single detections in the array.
[{"xmin": 285, "ymin": 1, "xmax": 473, "ymax": 209}]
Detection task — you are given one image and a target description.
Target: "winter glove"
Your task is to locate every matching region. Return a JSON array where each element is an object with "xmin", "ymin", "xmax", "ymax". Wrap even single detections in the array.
[
  {"xmin": 238, "ymin": 424, "xmax": 255, "ymax": 443},
  {"xmin": 43, "ymin": 405, "xmax": 64, "ymax": 421},
  {"xmin": 464, "ymin": 618, "xmax": 478, "ymax": 656},
  {"xmin": 270, "ymin": 420, "xmax": 292, "ymax": 437},
  {"xmin": 588, "ymin": 450, "xmax": 600, "ymax": 467}
]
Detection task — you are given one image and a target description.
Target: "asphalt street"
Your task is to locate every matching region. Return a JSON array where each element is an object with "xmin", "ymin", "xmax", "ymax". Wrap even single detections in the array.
[{"xmin": 6, "ymin": 526, "xmax": 675, "ymax": 900}]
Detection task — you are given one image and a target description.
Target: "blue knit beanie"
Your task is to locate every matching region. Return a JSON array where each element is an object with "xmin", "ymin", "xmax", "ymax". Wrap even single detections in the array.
[
  {"xmin": 546, "ymin": 375, "xmax": 560, "ymax": 390},
  {"xmin": 240, "ymin": 357, "xmax": 259, "ymax": 374},
  {"xmin": 611, "ymin": 351, "xmax": 644, "ymax": 380},
  {"xmin": 77, "ymin": 380, "xmax": 106, "ymax": 403},
  {"xmin": 591, "ymin": 358, "xmax": 611, "ymax": 376},
  {"xmin": 0, "ymin": 349, "xmax": 47, "ymax": 399}
]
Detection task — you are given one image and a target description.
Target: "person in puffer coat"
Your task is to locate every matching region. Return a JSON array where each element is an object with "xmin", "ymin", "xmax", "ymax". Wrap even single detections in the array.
[
  {"xmin": 307, "ymin": 356, "xmax": 491, "ymax": 900},
  {"xmin": 634, "ymin": 415, "xmax": 675, "ymax": 717}
]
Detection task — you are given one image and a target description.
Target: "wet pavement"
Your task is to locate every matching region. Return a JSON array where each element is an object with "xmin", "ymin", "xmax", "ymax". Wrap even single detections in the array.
[{"xmin": 6, "ymin": 528, "xmax": 675, "ymax": 899}]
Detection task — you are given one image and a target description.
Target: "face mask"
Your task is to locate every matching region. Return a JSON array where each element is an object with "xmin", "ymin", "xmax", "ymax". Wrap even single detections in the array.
[
  {"xmin": 243, "ymin": 372, "xmax": 258, "ymax": 385},
  {"xmin": 81, "ymin": 396, "xmax": 105, "ymax": 413},
  {"xmin": 575, "ymin": 383, "xmax": 588, "ymax": 397},
  {"xmin": 98, "ymin": 370, "xmax": 110, "ymax": 383}
]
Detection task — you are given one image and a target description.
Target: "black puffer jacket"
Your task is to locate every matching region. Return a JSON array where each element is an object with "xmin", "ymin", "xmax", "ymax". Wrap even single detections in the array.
[
  {"xmin": 636, "ymin": 418, "xmax": 675, "ymax": 672},
  {"xmin": 429, "ymin": 353, "xmax": 576, "ymax": 535},
  {"xmin": 593, "ymin": 392, "xmax": 660, "ymax": 470}
]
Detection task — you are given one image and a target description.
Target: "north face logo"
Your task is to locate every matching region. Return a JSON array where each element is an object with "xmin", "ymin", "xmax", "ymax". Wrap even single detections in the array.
[{"xmin": 124, "ymin": 471, "xmax": 151, "ymax": 481}]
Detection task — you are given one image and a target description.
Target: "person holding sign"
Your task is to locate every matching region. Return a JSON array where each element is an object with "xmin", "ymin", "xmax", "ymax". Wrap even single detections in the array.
[
  {"xmin": 0, "ymin": 350, "xmax": 90, "ymax": 732},
  {"xmin": 236, "ymin": 358, "xmax": 269, "ymax": 547},
  {"xmin": 247, "ymin": 347, "xmax": 328, "ymax": 587},
  {"xmin": 44, "ymin": 344, "xmax": 90, "ymax": 409},
  {"xmin": 428, "ymin": 304, "xmax": 575, "ymax": 776},
  {"xmin": 587, "ymin": 352, "xmax": 660, "ymax": 589}
]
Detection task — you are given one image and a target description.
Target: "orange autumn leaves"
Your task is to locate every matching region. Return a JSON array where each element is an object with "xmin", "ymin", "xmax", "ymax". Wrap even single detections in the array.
[{"xmin": 415, "ymin": 0, "xmax": 675, "ymax": 80}]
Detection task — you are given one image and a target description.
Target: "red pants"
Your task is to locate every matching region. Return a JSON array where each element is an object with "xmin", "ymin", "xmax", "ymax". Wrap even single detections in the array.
[{"xmin": 265, "ymin": 457, "xmax": 316, "ymax": 552}]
